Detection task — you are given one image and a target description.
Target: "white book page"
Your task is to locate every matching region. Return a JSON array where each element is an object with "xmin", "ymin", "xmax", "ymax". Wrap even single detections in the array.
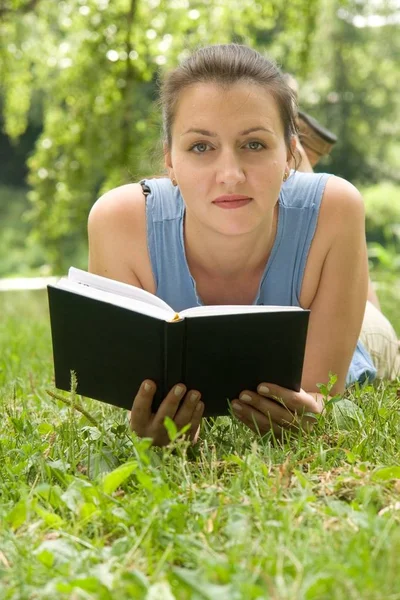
[
  {"xmin": 180, "ymin": 304, "xmax": 304, "ymax": 318},
  {"xmin": 57, "ymin": 279, "xmax": 175, "ymax": 321},
  {"xmin": 67, "ymin": 267, "xmax": 174, "ymax": 312}
]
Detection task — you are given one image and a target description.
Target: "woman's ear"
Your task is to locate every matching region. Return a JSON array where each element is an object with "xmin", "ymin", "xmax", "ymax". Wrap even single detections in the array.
[
  {"xmin": 286, "ymin": 135, "xmax": 299, "ymax": 171},
  {"xmin": 164, "ymin": 143, "xmax": 178, "ymax": 186},
  {"xmin": 164, "ymin": 142, "xmax": 173, "ymax": 173},
  {"xmin": 287, "ymin": 135, "xmax": 297, "ymax": 163}
]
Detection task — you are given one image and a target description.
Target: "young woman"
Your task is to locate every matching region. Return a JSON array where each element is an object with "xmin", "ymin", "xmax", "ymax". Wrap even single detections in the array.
[{"xmin": 88, "ymin": 44, "xmax": 399, "ymax": 446}]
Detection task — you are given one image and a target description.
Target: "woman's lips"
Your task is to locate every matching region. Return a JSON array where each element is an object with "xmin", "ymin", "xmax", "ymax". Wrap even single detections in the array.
[{"xmin": 212, "ymin": 195, "xmax": 253, "ymax": 209}]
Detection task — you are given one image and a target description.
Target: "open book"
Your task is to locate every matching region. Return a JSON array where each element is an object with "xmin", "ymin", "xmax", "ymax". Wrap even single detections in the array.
[{"xmin": 48, "ymin": 268, "xmax": 310, "ymax": 417}]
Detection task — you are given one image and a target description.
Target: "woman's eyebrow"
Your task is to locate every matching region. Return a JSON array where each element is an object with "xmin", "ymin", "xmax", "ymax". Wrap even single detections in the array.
[
  {"xmin": 240, "ymin": 126, "xmax": 275, "ymax": 136},
  {"xmin": 181, "ymin": 126, "xmax": 275, "ymax": 137},
  {"xmin": 181, "ymin": 128, "xmax": 217, "ymax": 137}
]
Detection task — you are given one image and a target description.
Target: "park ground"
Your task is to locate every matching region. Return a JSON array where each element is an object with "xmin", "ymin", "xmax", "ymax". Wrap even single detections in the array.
[{"xmin": 1, "ymin": 280, "xmax": 400, "ymax": 599}]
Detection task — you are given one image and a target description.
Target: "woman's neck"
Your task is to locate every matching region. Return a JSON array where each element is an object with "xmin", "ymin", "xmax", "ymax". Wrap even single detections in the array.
[{"xmin": 184, "ymin": 204, "xmax": 279, "ymax": 281}]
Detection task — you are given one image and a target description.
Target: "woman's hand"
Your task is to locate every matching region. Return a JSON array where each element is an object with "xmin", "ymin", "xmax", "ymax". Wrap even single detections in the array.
[
  {"xmin": 232, "ymin": 383, "xmax": 324, "ymax": 437},
  {"xmin": 130, "ymin": 380, "xmax": 204, "ymax": 447}
]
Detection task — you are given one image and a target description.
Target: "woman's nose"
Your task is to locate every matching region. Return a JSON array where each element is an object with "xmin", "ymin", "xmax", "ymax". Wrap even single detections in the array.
[{"xmin": 215, "ymin": 150, "xmax": 246, "ymax": 186}]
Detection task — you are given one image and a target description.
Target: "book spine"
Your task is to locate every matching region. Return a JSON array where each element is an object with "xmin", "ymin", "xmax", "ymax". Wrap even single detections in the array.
[{"xmin": 162, "ymin": 319, "xmax": 185, "ymax": 398}]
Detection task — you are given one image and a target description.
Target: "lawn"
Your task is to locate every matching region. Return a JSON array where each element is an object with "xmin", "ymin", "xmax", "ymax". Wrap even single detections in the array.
[{"xmin": 1, "ymin": 288, "xmax": 400, "ymax": 599}]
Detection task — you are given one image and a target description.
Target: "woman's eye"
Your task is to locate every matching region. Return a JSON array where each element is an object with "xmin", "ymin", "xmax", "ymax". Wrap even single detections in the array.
[
  {"xmin": 246, "ymin": 141, "xmax": 264, "ymax": 150},
  {"xmin": 190, "ymin": 143, "xmax": 210, "ymax": 153}
]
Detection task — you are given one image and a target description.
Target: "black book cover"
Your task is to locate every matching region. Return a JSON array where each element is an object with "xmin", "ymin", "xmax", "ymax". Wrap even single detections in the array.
[
  {"xmin": 183, "ymin": 311, "xmax": 309, "ymax": 414},
  {"xmin": 48, "ymin": 286, "xmax": 309, "ymax": 417}
]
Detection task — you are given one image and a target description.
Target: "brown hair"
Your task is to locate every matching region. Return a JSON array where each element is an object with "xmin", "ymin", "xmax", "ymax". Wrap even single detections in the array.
[{"xmin": 159, "ymin": 44, "xmax": 298, "ymax": 156}]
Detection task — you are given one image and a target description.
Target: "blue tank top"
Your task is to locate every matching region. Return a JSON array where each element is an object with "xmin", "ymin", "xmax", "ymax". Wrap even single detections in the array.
[{"xmin": 142, "ymin": 172, "xmax": 376, "ymax": 386}]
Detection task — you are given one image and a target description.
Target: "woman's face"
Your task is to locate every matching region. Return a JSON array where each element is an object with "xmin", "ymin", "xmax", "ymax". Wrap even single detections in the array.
[{"xmin": 165, "ymin": 81, "xmax": 292, "ymax": 236}]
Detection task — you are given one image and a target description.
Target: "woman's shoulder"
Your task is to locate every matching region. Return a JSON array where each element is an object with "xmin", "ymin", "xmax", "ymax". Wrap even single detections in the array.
[
  {"xmin": 311, "ymin": 174, "xmax": 366, "ymax": 262},
  {"xmin": 283, "ymin": 171, "xmax": 364, "ymax": 217},
  {"xmin": 88, "ymin": 183, "xmax": 154, "ymax": 290},
  {"xmin": 88, "ymin": 183, "xmax": 148, "ymax": 274},
  {"xmin": 280, "ymin": 170, "xmax": 330, "ymax": 209},
  {"xmin": 89, "ymin": 177, "xmax": 180, "ymax": 226},
  {"xmin": 321, "ymin": 174, "xmax": 365, "ymax": 223},
  {"xmin": 88, "ymin": 182, "xmax": 146, "ymax": 228},
  {"xmin": 323, "ymin": 173, "xmax": 363, "ymax": 202}
]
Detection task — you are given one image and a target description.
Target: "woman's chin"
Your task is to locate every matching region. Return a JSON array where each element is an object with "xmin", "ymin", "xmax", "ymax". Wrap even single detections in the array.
[{"xmin": 212, "ymin": 218, "xmax": 260, "ymax": 237}]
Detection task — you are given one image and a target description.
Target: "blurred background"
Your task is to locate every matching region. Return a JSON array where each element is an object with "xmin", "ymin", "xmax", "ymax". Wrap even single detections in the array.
[{"xmin": 1, "ymin": 0, "xmax": 399, "ymax": 314}]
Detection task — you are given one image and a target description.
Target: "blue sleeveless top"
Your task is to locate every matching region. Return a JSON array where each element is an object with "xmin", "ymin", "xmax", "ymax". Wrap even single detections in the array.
[{"xmin": 142, "ymin": 172, "xmax": 376, "ymax": 386}]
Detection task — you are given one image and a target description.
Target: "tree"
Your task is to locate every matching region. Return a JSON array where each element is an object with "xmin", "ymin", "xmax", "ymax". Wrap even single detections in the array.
[
  {"xmin": 297, "ymin": 0, "xmax": 400, "ymax": 183},
  {"xmin": 7, "ymin": 0, "xmax": 380, "ymax": 269}
]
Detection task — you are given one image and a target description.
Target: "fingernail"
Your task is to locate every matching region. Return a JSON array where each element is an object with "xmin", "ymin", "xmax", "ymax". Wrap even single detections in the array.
[
  {"xmin": 190, "ymin": 392, "xmax": 199, "ymax": 403},
  {"xmin": 232, "ymin": 402, "xmax": 242, "ymax": 412},
  {"xmin": 258, "ymin": 385, "xmax": 270, "ymax": 395},
  {"xmin": 144, "ymin": 382, "xmax": 152, "ymax": 392},
  {"xmin": 239, "ymin": 393, "xmax": 252, "ymax": 402},
  {"xmin": 174, "ymin": 384, "xmax": 185, "ymax": 397},
  {"xmin": 196, "ymin": 401, "xmax": 203, "ymax": 412}
]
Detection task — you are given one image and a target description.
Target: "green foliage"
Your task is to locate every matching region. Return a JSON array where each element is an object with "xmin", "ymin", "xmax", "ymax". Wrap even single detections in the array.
[
  {"xmin": 0, "ymin": 185, "xmax": 48, "ymax": 277},
  {"xmin": 360, "ymin": 182, "xmax": 400, "ymax": 333},
  {"xmin": 297, "ymin": 0, "xmax": 400, "ymax": 184},
  {"xmin": 363, "ymin": 182, "xmax": 400, "ymax": 249},
  {"xmin": 1, "ymin": 0, "xmax": 400, "ymax": 268},
  {"xmin": 0, "ymin": 185, "xmax": 87, "ymax": 276}
]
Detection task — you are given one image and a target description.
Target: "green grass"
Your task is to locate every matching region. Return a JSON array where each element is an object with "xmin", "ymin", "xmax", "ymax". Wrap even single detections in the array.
[{"xmin": 1, "ymin": 290, "xmax": 400, "ymax": 599}]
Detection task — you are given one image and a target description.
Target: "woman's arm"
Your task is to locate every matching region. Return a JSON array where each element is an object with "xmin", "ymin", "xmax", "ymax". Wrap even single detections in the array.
[
  {"xmin": 87, "ymin": 183, "xmax": 205, "ymax": 445},
  {"xmin": 295, "ymin": 137, "xmax": 380, "ymax": 312},
  {"xmin": 301, "ymin": 176, "xmax": 368, "ymax": 395},
  {"xmin": 232, "ymin": 176, "xmax": 368, "ymax": 436}
]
